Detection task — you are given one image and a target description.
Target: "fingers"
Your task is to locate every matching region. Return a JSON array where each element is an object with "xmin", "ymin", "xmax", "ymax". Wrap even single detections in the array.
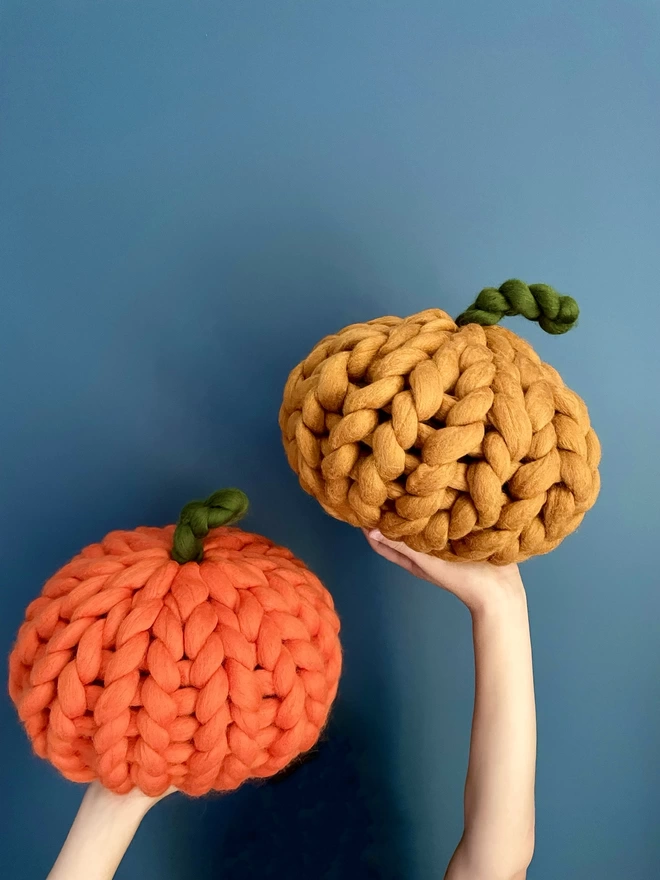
[
  {"xmin": 366, "ymin": 529, "xmax": 437, "ymax": 572},
  {"xmin": 150, "ymin": 786, "xmax": 178, "ymax": 806},
  {"xmin": 362, "ymin": 529, "xmax": 415, "ymax": 573},
  {"xmin": 362, "ymin": 530, "xmax": 525, "ymax": 605},
  {"xmin": 366, "ymin": 529, "xmax": 411, "ymax": 554},
  {"xmin": 363, "ymin": 529, "xmax": 460, "ymax": 590}
]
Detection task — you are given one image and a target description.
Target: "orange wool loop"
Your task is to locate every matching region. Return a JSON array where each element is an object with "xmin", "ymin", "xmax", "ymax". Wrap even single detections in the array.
[
  {"xmin": 9, "ymin": 526, "xmax": 342, "ymax": 797},
  {"xmin": 280, "ymin": 312, "xmax": 601, "ymax": 564}
]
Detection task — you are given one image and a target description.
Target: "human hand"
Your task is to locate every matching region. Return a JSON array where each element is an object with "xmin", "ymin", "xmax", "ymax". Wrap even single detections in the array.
[
  {"xmin": 363, "ymin": 529, "xmax": 525, "ymax": 614},
  {"xmin": 85, "ymin": 779, "xmax": 177, "ymax": 815}
]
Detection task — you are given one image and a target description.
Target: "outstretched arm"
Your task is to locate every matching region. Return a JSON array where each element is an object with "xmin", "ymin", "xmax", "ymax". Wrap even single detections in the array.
[
  {"xmin": 445, "ymin": 586, "xmax": 535, "ymax": 880},
  {"xmin": 364, "ymin": 531, "xmax": 536, "ymax": 880},
  {"xmin": 48, "ymin": 782, "xmax": 174, "ymax": 880}
]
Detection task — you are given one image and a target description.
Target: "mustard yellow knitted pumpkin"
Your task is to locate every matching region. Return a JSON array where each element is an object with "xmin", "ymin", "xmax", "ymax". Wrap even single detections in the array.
[{"xmin": 279, "ymin": 280, "xmax": 600, "ymax": 565}]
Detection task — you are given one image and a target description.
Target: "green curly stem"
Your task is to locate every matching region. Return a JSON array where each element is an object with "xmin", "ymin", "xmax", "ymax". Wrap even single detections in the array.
[
  {"xmin": 171, "ymin": 488, "xmax": 249, "ymax": 563},
  {"xmin": 456, "ymin": 279, "xmax": 579, "ymax": 335}
]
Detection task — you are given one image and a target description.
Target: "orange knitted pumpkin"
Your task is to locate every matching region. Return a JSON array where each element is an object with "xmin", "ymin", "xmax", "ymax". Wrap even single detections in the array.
[
  {"xmin": 9, "ymin": 490, "xmax": 342, "ymax": 797},
  {"xmin": 280, "ymin": 280, "xmax": 601, "ymax": 565}
]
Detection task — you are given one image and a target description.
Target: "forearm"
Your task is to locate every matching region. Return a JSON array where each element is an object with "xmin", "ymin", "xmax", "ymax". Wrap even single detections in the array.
[
  {"xmin": 451, "ymin": 591, "xmax": 536, "ymax": 878},
  {"xmin": 48, "ymin": 783, "xmax": 153, "ymax": 880}
]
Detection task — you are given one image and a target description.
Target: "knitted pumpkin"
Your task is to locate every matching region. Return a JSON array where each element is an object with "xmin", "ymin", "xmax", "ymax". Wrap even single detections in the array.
[
  {"xmin": 9, "ymin": 489, "xmax": 342, "ymax": 797},
  {"xmin": 280, "ymin": 280, "xmax": 601, "ymax": 565}
]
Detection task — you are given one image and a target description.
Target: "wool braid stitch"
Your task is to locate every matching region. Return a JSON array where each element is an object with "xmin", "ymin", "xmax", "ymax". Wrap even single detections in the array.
[
  {"xmin": 9, "ymin": 503, "xmax": 342, "ymax": 797},
  {"xmin": 280, "ymin": 281, "xmax": 600, "ymax": 564}
]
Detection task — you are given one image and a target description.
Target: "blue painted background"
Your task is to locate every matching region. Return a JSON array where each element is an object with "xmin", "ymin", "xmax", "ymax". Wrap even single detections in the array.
[{"xmin": 2, "ymin": 2, "xmax": 659, "ymax": 878}]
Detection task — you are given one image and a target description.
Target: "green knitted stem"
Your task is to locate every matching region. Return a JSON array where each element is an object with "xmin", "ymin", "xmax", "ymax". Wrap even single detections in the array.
[
  {"xmin": 171, "ymin": 488, "xmax": 249, "ymax": 563},
  {"xmin": 455, "ymin": 279, "xmax": 579, "ymax": 335}
]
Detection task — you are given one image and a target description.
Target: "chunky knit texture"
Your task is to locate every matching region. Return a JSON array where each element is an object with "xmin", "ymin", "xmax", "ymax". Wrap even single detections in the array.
[
  {"xmin": 9, "ymin": 493, "xmax": 342, "ymax": 797},
  {"xmin": 280, "ymin": 281, "xmax": 600, "ymax": 564}
]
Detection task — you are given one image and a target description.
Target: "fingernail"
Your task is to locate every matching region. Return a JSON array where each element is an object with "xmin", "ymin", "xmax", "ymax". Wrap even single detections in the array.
[{"xmin": 369, "ymin": 529, "xmax": 383, "ymax": 542}]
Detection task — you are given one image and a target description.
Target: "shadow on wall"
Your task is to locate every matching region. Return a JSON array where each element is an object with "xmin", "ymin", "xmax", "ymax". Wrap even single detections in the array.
[
  {"xmin": 149, "ymin": 707, "xmax": 407, "ymax": 880},
  {"xmin": 5, "ymin": 219, "xmax": 446, "ymax": 880},
  {"xmin": 106, "ymin": 220, "xmax": 420, "ymax": 879}
]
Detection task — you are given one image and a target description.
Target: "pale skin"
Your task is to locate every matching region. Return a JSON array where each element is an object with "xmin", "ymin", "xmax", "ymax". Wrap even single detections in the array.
[
  {"xmin": 47, "ymin": 783, "xmax": 175, "ymax": 880},
  {"xmin": 364, "ymin": 529, "xmax": 536, "ymax": 880},
  {"xmin": 49, "ymin": 534, "xmax": 535, "ymax": 880}
]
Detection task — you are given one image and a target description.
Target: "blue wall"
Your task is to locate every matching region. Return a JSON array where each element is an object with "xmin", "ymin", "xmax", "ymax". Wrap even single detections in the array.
[{"xmin": 2, "ymin": 3, "xmax": 659, "ymax": 878}]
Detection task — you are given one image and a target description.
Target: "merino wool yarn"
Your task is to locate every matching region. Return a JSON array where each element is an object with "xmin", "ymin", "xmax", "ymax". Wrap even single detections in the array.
[
  {"xmin": 9, "ymin": 490, "xmax": 342, "ymax": 797},
  {"xmin": 280, "ymin": 280, "xmax": 601, "ymax": 565}
]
